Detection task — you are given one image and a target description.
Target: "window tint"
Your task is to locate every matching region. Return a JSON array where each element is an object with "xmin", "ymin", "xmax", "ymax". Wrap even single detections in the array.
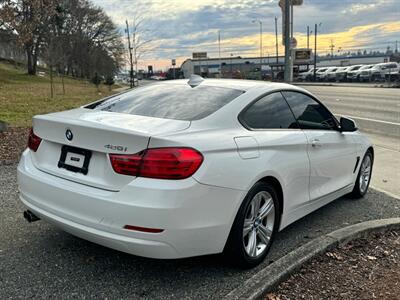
[
  {"xmin": 282, "ymin": 91, "xmax": 337, "ymax": 130},
  {"xmin": 241, "ymin": 92, "xmax": 298, "ymax": 129},
  {"xmin": 87, "ymin": 84, "xmax": 244, "ymax": 121}
]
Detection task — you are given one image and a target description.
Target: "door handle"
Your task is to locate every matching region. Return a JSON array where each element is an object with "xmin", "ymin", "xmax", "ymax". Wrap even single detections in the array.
[{"xmin": 311, "ymin": 139, "xmax": 322, "ymax": 148}]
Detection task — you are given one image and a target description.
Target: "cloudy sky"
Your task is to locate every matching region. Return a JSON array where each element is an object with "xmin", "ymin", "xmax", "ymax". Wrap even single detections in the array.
[{"xmin": 92, "ymin": 0, "xmax": 400, "ymax": 70}]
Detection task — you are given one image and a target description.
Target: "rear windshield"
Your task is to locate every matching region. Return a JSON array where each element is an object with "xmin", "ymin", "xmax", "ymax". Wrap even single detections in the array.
[{"xmin": 86, "ymin": 84, "xmax": 244, "ymax": 121}]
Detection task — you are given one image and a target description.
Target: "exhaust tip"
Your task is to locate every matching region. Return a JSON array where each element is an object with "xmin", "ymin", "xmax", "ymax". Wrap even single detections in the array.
[{"xmin": 23, "ymin": 210, "xmax": 40, "ymax": 223}]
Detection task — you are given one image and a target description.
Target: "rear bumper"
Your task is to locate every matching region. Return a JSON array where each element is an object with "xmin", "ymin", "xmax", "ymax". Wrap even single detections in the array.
[{"xmin": 17, "ymin": 150, "xmax": 244, "ymax": 259}]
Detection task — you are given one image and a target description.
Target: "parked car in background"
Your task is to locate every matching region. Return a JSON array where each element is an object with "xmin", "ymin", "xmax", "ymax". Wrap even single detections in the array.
[
  {"xmin": 341, "ymin": 65, "xmax": 363, "ymax": 82},
  {"xmin": 334, "ymin": 66, "xmax": 350, "ymax": 82},
  {"xmin": 297, "ymin": 68, "xmax": 316, "ymax": 81},
  {"xmin": 316, "ymin": 67, "xmax": 335, "ymax": 81},
  {"xmin": 315, "ymin": 68, "xmax": 327, "ymax": 81},
  {"xmin": 385, "ymin": 68, "xmax": 400, "ymax": 82},
  {"xmin": 347, "ymin": 65, "xmax": 373, "ymax": 82},
  {"xmin": 369, "ymin": 62, "xmax": 400, "ymax": 82},
  {"xmin": 357, "ymin": 65, "xmax": 375, "ymax": 82},
  {"xmin": 325, "ymin": 67, "xmax": 339, "ymax": 82}
]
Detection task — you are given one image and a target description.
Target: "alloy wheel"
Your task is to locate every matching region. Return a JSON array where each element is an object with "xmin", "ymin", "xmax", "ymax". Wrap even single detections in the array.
[
  {"xmin": 243, "ymin": 191, "xmax": 275, "ymax": 257},
  {"xmin": 359, "ymin": 155, "xmax": 372, "ymax": 193}
]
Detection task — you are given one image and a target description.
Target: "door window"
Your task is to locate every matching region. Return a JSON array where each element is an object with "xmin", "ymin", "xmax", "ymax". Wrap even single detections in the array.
[
  {"xmin": 282, "ymin": 91, "xmax": 337, "ymax": 130},
  {"xmin": 240, "ymin": 92, "xmax": 298, "ymax": 129}
]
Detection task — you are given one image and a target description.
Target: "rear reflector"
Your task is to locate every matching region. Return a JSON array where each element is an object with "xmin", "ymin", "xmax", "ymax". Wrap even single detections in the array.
[
  {"xmin": 28, "ymin": 128, "xmax": 42, "ymax": 152},
  {"xmin": 110, "ymin": 147, "xmax": 203, "ymax": 180},
  {"xmin": 123, "ymin": 225, "xmax": 164, "ymax": 233}
]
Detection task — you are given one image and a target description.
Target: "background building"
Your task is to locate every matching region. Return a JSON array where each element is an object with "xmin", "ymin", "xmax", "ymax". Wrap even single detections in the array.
[{"xmin": 180, "ymin": 52, "xmax": 394, "ymax": 79}]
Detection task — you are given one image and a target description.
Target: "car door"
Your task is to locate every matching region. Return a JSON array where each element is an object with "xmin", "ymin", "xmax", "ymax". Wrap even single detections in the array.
[
  {"xmin": 239, "ymin": 92, "xmax": 311, "ymax": 222},
  {"xmin": 282, "ymin": 91, "xmax": 358, "ymax": 202}
]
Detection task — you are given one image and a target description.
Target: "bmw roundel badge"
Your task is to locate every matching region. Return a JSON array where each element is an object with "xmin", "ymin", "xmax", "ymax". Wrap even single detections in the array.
[{"xmin": 65, "ymin": 129, "xmax": 73, "ymax": 141}]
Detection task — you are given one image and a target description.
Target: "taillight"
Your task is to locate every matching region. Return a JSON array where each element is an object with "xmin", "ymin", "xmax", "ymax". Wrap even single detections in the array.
[
  {"xmin": 28, "ymin": 128, "xmax": 42, "ymax": 152},
  {"xmin": 109, "ymin": 152, "xmax": 142, "ymax": 176},
  {"xmin": 109, "ymin": 147, "xmax": 203, "ymax": 179}
]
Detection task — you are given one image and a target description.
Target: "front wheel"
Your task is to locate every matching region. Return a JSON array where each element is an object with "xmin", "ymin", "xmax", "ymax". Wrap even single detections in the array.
[
  {"xmin": 224, "ymin": 182, "xmax": 280, "ymax": 268},
  {"xmin": 349, "ymin": 151, "xmax": 373, "ymax": 198}
]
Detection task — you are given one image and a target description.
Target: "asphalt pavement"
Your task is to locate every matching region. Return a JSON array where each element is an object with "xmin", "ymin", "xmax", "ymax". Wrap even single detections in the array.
[
  {"xmin": 300, "ymin": 85, "xmax": 400, "ymax": 198},
  {"xmin": 1, "ymin": 162, "xmax": 399, "ymax": 299}
]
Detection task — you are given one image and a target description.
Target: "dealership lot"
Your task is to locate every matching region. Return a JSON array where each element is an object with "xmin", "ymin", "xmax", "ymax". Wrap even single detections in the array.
[{"xmin": 1, "ymin": 85, "xmax": 399, "ymax": 299}]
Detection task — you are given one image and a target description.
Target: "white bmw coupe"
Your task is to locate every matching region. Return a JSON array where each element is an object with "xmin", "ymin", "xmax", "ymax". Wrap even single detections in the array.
[{"xmin": 18, "ymin": 76, "xmax": 373, "ymax": 267}]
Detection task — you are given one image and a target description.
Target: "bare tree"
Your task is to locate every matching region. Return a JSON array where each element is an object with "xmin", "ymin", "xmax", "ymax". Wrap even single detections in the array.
[{"xmin": 125, "ymin": 13, "xmax": 154, "ymax": 86}]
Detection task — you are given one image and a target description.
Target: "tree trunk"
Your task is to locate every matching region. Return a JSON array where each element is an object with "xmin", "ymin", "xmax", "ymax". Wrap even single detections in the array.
[
  {"xmin": 32, "ymin": 53, "xmax": 38, "ymax": 75},
  {"xmin": 61, "ymin": 73, "xmax": 65, "ymax": 95},
  {"xmin": 49, "ymin": 65, "xmax": 54, "ymax": 98},
  {"xmin": 26, "ymin": 47, "xmax": 35, "ymax": 75}
]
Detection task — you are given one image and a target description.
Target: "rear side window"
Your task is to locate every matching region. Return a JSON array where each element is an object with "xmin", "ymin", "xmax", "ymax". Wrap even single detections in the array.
[
  {"xmin": 282, "ymin": 91, "xmax": 337, "ymax": 130},
  {"xmin": 240, "ymin": 92, "xmax": 298, "ymax": 129},
  {"xmin": 87, "ymin": 84, "xmax": 244, "ymax": 121}
]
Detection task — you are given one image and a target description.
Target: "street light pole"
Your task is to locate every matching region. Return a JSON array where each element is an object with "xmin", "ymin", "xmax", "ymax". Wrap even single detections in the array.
[
  {"xmin": 125, "ymin": 20, "xmax": 134, "ymax": 88},
  {"xmin": 313, "ymin": 23, "xmax": 317, "ymax": 81},
  {"xmin": 252, "ymin": 20, "xmax": 263, "ymax": 80},
  {"xmin": 275, "ymin": 16, "xmax": 279, "ymax": 64},
  {"xmin": 218, "ymin": 30, "xmax": 223, "ymax": 77},
  {"xmin": 284, "ymin": 0, "xmax": 291, "ymax": 82},
  {"xmin": 307, "ymin": 25, "xmax": 309, "ymax": 49}
]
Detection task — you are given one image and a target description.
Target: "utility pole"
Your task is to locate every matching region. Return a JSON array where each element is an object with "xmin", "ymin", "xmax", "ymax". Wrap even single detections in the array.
[
  {"xmin": 284, "ymin": 0, "xmax": 291, "ymax": 82},
  {"xmin": 132, "ymin": 18, "xmax": 138, "ymax": 87},
  {"xmin": 313, "ymin": 23, "xmax": 317, "ymax": 81},
  {"xmin": 329, "ymin": 39, "xmax": 335, "ymax": 58},
  {"xmin": 306, "ymin": 25, "xmax": 310, "ymax": 71},
  {"xmin": 275, "ymin": 16, "xmax": 279, "ymax": 64},
  {"xmin": 218, "ymin": 30, "xmax": 222, "ymax": 76},
  {"xmin": 230, "ymin": 53, "xmax": 233, "ymax": 78},
  {"xmin": 260, "ymin": 22, "xmax": 262, "ymax": 71},
  {"xmin": 125, "ymin": 20, "xmax": 134, "ymax": 88},
  {"xmin": 290, "ymin": 3, "xmax": 293, "ymax": 40}
]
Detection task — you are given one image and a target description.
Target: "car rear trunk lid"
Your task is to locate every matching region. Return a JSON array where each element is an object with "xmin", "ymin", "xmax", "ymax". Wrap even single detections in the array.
[{"xmin": 31, "ymin": 108, "xmax": 190, "ymax": 191}]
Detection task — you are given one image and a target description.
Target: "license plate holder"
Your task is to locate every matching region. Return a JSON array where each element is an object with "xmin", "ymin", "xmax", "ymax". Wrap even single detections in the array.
[{"xmin": 58, "ymin": 145, "xmax": 92, "ymax": 175}]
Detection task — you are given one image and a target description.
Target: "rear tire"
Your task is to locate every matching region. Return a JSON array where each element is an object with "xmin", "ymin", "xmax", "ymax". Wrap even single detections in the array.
[
  {"xmin": 224, "ymin": 182, "xmax": 280, "ymax": 268},
  {"xmin": 349, "ymin": 151, "xmax": 373, "ymax": 199}
]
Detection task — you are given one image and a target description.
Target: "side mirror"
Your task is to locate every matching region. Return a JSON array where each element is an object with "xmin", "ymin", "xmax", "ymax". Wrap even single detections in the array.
[{"xmin": 340, "ymin": 117, "xmax": 357, "ymax": 132}]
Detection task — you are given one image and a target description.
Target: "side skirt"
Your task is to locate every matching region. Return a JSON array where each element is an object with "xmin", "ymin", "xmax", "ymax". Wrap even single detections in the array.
[{"xmin": 279, "ymin": 184, "xmax": 354, "ymax": 230}]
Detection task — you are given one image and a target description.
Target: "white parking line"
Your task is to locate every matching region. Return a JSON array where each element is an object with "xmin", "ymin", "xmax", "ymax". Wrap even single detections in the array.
[{"xmin": 343, "ymin": 115, "xmax": 400, "ymax": 126}]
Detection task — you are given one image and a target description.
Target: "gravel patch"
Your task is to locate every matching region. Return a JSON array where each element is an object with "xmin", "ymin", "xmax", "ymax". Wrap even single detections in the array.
[{"xmin": 0, "ymin": 127, "xmax": 29, "ymax": 165}]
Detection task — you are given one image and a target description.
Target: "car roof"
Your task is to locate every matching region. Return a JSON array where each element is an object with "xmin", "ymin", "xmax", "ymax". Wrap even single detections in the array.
[
  {"xmin": 375, "ymin": 62, "xmax": 398, "ymax": 66},
  {"xmin": 155, "ymin": 78, "xmax": 295, "ymax": 92}
]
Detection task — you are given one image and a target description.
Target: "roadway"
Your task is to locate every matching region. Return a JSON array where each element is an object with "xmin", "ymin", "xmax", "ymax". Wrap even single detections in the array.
[{"xmin": 300, "ymin": 85, "xmax": 400, "ymax": 197}]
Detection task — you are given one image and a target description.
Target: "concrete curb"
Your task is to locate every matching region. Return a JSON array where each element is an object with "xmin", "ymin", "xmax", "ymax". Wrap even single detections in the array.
[{"xmin": 223, "ymin": 218, "xmax": 400, "ymax": 300}]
